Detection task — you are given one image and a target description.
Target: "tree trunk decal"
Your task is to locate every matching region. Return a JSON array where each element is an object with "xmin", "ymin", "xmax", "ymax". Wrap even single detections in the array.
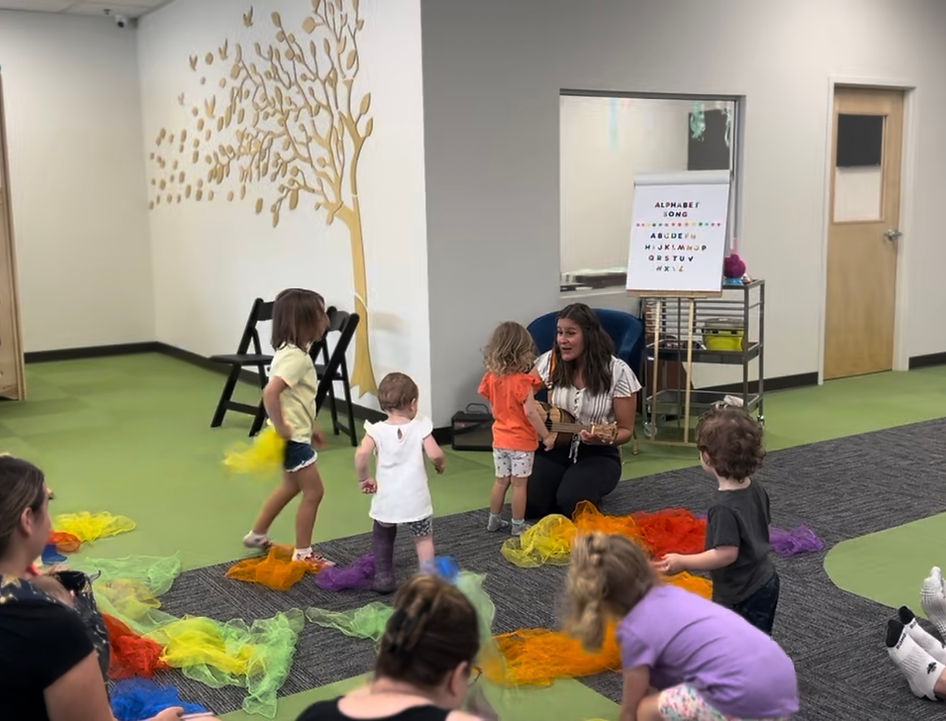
[{"xmin": 149, "ymin": 0, "xmax": 378, "ymax": 395}]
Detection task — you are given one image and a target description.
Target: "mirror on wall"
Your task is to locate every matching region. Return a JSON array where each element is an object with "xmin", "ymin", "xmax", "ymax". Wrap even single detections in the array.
[{"xmin": 560, "ymin": 93, "xmax": 741, "ymax": 292}]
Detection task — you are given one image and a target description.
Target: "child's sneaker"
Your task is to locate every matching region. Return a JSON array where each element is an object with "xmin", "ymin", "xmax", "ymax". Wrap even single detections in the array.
[
  {"xmin": 243, "ymin": 531, "xmax": 271, "ymax": 549},
  {"xmin": 292, "ymin": 547, "xmax": 336, "ymax": 568},
  {"xmin": 510, "ymin": 520, "xmax": 531, "ymax": 537},
  {"xmin": 486, "ymin": 513, "xmax": 510, "ymax": 532}
]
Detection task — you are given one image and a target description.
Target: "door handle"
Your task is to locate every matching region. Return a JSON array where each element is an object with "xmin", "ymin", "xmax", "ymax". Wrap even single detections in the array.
[{"xmin": 884, "ymin": 228, "xmax": 902, "ymax": 242}]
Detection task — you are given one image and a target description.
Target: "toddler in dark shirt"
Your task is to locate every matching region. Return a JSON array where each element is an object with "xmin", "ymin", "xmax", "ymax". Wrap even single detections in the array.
[{"xmin": 654, "ymin": 405, "xmax": 779, "ymax": 634}]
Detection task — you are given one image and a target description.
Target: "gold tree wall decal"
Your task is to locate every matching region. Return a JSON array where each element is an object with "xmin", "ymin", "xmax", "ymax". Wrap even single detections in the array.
[{"xmin": 149, "ymin": 0, "xmax": 378, "ymax": 395}]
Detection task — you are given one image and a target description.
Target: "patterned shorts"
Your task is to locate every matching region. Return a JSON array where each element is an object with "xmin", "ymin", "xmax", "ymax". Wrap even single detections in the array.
[
  {"xmin": 657, "ymin": 684, "xmax": 791, "ymax": 721},
  {"xmin": 493, "ymin": 448, "xmax": 535, "ymax": 478},
  {"xmin": 378, "ymin": 516, "xmax": 433, "ymax": 538}
]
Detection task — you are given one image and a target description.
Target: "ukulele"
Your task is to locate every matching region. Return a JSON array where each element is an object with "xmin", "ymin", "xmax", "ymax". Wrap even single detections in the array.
[{"xmin": 538, "ymin": 401, "xmax": 618, "ymax": 447}]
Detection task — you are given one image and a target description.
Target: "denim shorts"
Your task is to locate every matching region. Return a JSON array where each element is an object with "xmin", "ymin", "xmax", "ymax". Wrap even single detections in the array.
[{"xmin": 284, "ymin": 441, "xmax": 317, "ymax": 472}]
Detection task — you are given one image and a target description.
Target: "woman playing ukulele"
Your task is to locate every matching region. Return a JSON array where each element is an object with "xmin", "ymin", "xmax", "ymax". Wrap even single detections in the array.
[{"xmin": 527, "ymin": 303, "xmax": 640, "ymax": 518}]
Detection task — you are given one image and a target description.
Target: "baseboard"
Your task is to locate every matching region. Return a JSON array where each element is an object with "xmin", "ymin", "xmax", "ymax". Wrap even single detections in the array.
[
  {"xmin": 154, "ymin": 342, "xmax": 242, "ymax": 377},
  {"xmin": 355, "ymin": 406, "xmax": 386, "ymax": 423},
  {"xmin": 432, "ymin": 371, "xmax": 819, "ymax": 448},
  {"xmin": 700, "ymin": 371, "xmax": 819, "ymax": 395},
  {"xmin": 909, "ymin": 352, "xmax": 946, "ymax": 370},
  {"xmin": 25, "ymin": 342, "xmax": 161, "ymax": 363},
  {"xmin": 432, "ymin": 426, "xmax": 453, "ymax": 445},
  {"xmin": 153, "ymin": 342, "xmax": 385, "ymax": 424},
  {"xmin": 25, "ymin": 340, "xmax": 384, "ymax": 425},
  {"xmin": 24, "ymin": 343, "xmax": 820, "ymax": 431}
]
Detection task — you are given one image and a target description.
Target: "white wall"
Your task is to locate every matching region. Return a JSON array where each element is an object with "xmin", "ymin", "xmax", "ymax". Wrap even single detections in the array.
[
  {"xmin": 561, "ymin": 96, "xmax": 691, "ymax": 274},
  {"xmin": 0, "ymin": 11, "xmax": 154, "ymax": 351},
  {"xmin": 422, "ymin": 0, "xmax": 946, "ymax": 425},
  {"xmin": 138, "ymin": 0, "xmax": 430, "ymax": 412}
]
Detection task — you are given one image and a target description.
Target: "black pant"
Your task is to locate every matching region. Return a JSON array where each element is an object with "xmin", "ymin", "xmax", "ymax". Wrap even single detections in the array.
[
  {"xmin": 525, "ymin": 444, "xmax": 621, "ymax": 519},
  {"xmin": 730, "ymin": 571, "xmax": 780, "ymax": 634}
]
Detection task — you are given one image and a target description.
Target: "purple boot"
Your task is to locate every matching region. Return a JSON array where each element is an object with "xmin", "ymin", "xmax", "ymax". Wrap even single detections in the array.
[{"xmin": 372, "ymin": 521, "xmax": 397, "ymax": 594}]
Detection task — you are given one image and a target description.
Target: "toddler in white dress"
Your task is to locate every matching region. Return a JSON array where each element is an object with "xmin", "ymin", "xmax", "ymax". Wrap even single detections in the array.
[{"xmin": 354, "ymin": 372, "xmax": 446, "ymax": 593}]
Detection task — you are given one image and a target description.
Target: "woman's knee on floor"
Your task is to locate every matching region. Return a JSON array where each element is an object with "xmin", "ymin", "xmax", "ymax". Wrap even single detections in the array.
[
  {"xmin": 526, "ymin": 456, "xmax": 568, "ymax": 517},
  {"xmin": 555, "ymin": 488, "xmax": 594, "ymax": 518},
  {"xmin": 556, "ymin": 471, "xmax": 618, "ymax": 516},
  {"xmin": 525, "ymin": 488, "xmax": 558, "ymax": 518}
]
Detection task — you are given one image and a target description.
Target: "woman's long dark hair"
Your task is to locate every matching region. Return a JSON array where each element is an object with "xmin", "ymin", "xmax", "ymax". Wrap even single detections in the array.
[
  {"xmin": 0, "ymin": 456, "xmax": 46, "ymax": 558},
  {"xmin": 550, "ymin": 303, "xmax": 614, "ymax": 396}
]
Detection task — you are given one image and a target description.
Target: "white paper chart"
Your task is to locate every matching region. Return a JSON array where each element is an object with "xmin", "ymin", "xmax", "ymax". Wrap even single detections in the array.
[{"xmin": 626, "ymin": 171, "xmax": 731, "ymax": 294}]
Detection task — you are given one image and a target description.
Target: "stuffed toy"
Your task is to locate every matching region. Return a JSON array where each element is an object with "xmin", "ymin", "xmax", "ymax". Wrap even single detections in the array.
[{"xmin": 723, "ymin": 252, "xmax": 747, "ymax": 280}]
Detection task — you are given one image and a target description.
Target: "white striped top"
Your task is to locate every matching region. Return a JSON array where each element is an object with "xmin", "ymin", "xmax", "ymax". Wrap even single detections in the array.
[{"xmin": 535, "ymin": 350, "xmax": 641, "ymax": 427}]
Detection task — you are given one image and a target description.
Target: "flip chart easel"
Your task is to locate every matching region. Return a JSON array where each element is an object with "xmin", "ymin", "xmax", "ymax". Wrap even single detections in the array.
[{"xmin": 626, "ymin": 171, "xmax": 731, "ymax": 445}]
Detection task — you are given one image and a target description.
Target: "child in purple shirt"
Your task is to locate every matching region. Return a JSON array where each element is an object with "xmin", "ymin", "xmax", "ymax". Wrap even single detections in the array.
[{"xmin": 565, "ymin": 532, "xmax": 798, "ymax": 721}]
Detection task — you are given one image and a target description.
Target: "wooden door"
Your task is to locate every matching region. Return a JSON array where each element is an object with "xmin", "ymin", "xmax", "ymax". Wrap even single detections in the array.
[
  {"xmin": 0, "ymin": 73, "xmax": 25, "ymax": 400},
  {"xmin": 824, "ymin": 87, "xmax": 904, "ymax": 379}
]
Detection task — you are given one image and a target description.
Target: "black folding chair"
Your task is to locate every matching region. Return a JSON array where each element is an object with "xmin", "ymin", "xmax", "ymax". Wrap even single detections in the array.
[
  {"xmin": 312, "ymin": 309, "xmax": 360, "ymax": 446},
  {"xmin": 209, "ymin": 297, "xmax": 274, "ymax": 436}
]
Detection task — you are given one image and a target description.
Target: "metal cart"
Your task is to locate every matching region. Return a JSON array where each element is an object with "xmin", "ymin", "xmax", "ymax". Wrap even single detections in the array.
[{"xmin": 639, "ymin": 279, "xmax": 765, "ymax": 443}]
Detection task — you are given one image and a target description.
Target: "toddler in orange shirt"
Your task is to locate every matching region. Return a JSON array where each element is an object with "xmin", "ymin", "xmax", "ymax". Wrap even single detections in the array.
[{"xmin": 478, "ymin": 321, "xmax": 554, "ymax": 536}]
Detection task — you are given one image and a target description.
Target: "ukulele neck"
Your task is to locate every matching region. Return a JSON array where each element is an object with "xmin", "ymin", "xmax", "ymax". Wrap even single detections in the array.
[{"xmin": 548, "ymin": 422, "xmax": 587, "ymax": 434}]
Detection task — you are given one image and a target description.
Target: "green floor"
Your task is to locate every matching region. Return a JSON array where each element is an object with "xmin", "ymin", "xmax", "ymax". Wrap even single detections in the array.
[
  {"xmin": 1, "ymin": 354, "xmax": 944, "ymax": 720},
  {"xmin": 825, "ymin": 513, "xmax": 946, "ymax": 612}
]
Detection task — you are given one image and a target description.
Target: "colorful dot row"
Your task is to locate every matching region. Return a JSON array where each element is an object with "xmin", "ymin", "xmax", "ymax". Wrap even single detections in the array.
[{"xmin": 636, "ymin": 221, "xmax": 723, "ymax": 227}]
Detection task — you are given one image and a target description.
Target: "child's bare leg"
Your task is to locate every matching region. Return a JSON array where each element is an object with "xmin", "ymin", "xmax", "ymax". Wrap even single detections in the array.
[
  {"xmin": 414, "ymin": 533, "xmax": 435, "ymax": 568},
  {"xmin": 489, "ymin": 476, "xmax": 511, "ymax": 514},
  {"xmin": 635, "ymin": 694, "xmax": 662, "ymax": 721},
  {"xmin": 292, "ymin": 463, "xmax": 325, "ymax": 551},
  {"xmin": 510, "ymin": 475, "xmax": 528, "ymax": 522},
  {"xmin": 487, "ymin": 476, "xmax": 511, "ymax": 531},
  {"xmin": 411, "ymin": 517, "xmax": 435, "ymax": 571},
  {"xmin": 509, "ymin": 476, "xmax": 531, "ymax": 536},
  {"xmin": 251, "ymin": 475, "xmax": 299, "ymax": 536}
]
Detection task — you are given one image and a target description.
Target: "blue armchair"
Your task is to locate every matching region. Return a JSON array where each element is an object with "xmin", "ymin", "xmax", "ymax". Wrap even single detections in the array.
[{"xmin": 526, "ymin": 308, "xmax": 644, "ymax": 376}]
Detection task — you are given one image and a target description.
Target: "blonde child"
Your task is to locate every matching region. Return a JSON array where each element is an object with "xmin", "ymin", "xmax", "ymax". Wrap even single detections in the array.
[
  {"xmin": 354, "ymin": 373, "xmax": 445, "ymax": 593},
  {"xmin": 478, "ymin": 321, "xmax": 553, "ymax": 536},
  {"xmin": 565, "ymin": 532, "xmax": 798, "ymax": 721},
  {"xmin": 242, "ymin": 288, "xmax": 333, "ymax": 566},
  {"xmin": 655, "ymin": 406, "xmax": 778, "ymax": 633}
]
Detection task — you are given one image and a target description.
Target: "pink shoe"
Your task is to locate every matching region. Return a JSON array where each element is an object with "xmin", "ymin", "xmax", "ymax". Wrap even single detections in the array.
[{"xmin": 292, "ymin": 547, "xmax": 335, "ymax": 569}]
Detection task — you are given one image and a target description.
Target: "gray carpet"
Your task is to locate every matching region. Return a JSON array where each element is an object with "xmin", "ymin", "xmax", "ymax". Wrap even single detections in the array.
[{"xmin": 139, "ymin": 417, "xmax": 946, "ymax": 719}]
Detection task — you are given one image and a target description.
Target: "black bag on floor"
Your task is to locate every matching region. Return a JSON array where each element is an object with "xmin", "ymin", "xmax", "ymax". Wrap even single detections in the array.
[{"xmin": 451, "ymin": 403, "xmax": 493, "ymax": 451}]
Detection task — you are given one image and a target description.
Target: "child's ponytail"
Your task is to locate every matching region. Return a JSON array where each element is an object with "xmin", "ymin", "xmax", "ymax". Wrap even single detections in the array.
[
  {"xmin": 566, "ymin": 532, "xmax": 611, "ymax": 650},
  {"xmin": 565, "ymin": 532, "xmax": 657, "ymax": 650}
]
